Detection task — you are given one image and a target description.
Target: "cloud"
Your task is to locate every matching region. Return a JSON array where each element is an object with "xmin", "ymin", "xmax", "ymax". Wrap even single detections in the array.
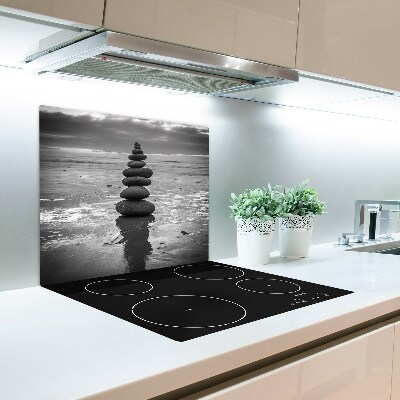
[{"xmin": 39, "ymin": 106, "xmax": 209, "ymax": 155}]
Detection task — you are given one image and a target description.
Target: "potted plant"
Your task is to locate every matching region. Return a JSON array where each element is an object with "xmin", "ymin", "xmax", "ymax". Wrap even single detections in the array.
[
  {"xmin": 279, "ymin": 180, "xmax": 325, "ymax": 258},
  {"xmin": 229, "ymin": 185, "xmax": 282, "ymax": 265}
]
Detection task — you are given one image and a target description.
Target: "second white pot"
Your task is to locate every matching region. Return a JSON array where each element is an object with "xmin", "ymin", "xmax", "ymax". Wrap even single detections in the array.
[
  {"xmin": 237, "ymin": 218, "xmax": 275, "ymax": 265},
  {"xmin": 279, "ymin": 215, "xmax": 314, "ymax": 258}
]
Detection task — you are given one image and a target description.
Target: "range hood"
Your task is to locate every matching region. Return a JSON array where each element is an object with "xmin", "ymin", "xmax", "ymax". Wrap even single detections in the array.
[{"xmin": 25, "ymin": 31, "xmax": 298, "ymax": 97}]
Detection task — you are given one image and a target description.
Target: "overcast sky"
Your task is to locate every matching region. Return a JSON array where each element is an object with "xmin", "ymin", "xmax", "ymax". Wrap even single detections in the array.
[{"xmin": 39, "ymin": 106, "xmax": 209, "ymax": 155}]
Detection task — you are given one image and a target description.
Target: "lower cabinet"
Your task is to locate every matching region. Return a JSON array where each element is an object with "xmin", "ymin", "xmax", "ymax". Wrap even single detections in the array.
[
  {"xmin": 392, "ymin": 322, "xmax": 400, "ymax": 400},
  {"xmin": 187, "ymin": 324, "xmax": 396, "ymax": 400}
]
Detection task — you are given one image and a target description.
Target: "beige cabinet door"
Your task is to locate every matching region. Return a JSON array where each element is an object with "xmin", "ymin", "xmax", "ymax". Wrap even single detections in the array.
[
  {"xmin": 103, "ymin": 0, "xmax": 299, "ymax": 68},
  {"xmin": 297, "ymin": 0, "xmax": 400, "ymax": 91},
  {"xmin": 187, "ymin": 325, "xmax": 395, "ymax": 399},
  {"xmin": 0, "ymin": 0, "xmax": 104, "ymax": 28},
  {"xmin": 392, "ymin": 322, "xmax": 400, "ymax": 399}
]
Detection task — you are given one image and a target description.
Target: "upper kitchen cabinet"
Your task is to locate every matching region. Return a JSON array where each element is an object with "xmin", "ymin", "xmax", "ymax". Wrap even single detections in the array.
[
  {"xmin": 103, "ymin": 0, "xmax": 300, "ymax": 68},
  {"xmin": 297, "ymin": 0, "xmax": 400, "ymax": 92},
  {"xmin": 0, "ymin": 0, "xmax": 104, "ymax": 29}
]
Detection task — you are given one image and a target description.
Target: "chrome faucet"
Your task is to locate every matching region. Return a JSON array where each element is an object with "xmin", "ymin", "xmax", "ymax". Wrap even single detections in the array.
[
  {"xmin": 354, "ymin": 200, "xmax": 400, "ymax": 236},
  {"xmin": 339, "ymin": 200, "xmax": 400, "ymax": 245}
]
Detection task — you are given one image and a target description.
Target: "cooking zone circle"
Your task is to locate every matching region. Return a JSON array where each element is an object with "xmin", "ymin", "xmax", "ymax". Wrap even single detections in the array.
[
  {"xmin": 236, "ymin": 278, "xmax": 301, "ymax": 295},
  {"xmin": 85, "ymin": 279, "xmax": 153, "ymax": 296},
  {"xmin": 173, "ymin": 264, "xmax": 244, "ymax": 280},
  {"xmin": 131, "ymin": 295, "xmax": 247, "ymax": 328}
]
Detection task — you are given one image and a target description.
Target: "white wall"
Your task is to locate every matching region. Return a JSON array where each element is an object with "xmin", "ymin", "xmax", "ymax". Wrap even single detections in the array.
[{"xmin": 1, "ymin": 66, "xmax": 399, "ymax": 292}]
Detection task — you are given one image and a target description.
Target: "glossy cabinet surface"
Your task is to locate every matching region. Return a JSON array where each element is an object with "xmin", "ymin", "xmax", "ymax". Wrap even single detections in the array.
[
  {"xmin": 392, "ymin": 323, "xmax": 400, "ymax": 400},
  {"xmin": 189, "ymin": 325, "xmax": 395, "ymax": 399},
  {"xmin": 0, "ymin": 0, "xmax": 104, "ymax": 28},
  {"xmin": 297, "ymin": 0, "xmax": 400, "ymax": 91},
  {"xmin": 103, "ymin": 0, "xmax": 299, "ymax": 68}
]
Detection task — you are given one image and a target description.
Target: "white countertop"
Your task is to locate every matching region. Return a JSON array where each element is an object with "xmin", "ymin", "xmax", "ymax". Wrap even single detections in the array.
[{"xmin": 1, "ymin": 238, "xmax": 400, "ymax": 400}]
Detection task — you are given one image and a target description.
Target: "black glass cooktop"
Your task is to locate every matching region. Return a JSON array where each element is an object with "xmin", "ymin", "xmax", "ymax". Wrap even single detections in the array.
[{"xmin": 43, "ymin": 262, "xmax": 353, "ymax": 341}]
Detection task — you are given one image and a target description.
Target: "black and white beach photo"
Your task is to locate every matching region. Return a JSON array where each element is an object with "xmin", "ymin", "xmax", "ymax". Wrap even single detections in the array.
[{"xmin": 40, "ymin": 106, "xmax": 209, "ymax": 285}]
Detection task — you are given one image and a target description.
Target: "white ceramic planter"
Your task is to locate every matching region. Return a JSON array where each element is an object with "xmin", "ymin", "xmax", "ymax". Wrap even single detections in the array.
[
  {"xmin": 279, "ymin": 215, "xmax": 314, "ymax": 258},
  {"xmin": 236, "ymin": 218, "xmax": 275, "ymax": 265}
]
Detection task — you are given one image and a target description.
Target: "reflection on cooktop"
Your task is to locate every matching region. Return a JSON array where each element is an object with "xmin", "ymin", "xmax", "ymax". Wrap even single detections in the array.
[
  {"xmin": 43, "ymin": 261, "xmax": 353, "ymax": 341},
  {"xmin": 174, "ymin": 264, "xmax": 244, "ymax": 280}
]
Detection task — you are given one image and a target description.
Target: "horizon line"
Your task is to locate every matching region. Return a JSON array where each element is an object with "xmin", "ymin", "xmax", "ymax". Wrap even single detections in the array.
[{"xmin": 40, "ymin": 145, "xmax": 209, "ymax": 157}]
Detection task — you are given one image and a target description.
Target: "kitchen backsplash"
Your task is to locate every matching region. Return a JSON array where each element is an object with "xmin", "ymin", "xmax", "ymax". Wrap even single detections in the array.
[
  {"xmin": 39, "ymin": 106, "xmax": 209, "ymax": 285},
  {"xmin": 0, "ymin": 66, "xmax": 399, "ymax": 291}
]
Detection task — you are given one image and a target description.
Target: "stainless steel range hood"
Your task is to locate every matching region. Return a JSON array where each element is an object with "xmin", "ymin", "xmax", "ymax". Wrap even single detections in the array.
[{"xmin": 25, "ymin": 31, "xmax": 298, "ymax": 97}]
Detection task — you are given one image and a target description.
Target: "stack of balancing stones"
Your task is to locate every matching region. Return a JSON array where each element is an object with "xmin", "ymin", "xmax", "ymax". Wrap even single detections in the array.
[{"xmin": 116, "ymin": 142, "xmax": 155, "ymax": 216}]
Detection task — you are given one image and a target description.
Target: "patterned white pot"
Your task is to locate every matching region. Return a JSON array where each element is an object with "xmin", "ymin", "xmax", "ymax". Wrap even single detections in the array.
[
  {"xmin": 279, "ymin": 215, "xmax": 314, "ymax": 258},
  {"xmin": 237, "ymin": 218, "xmax": 275, "ymax": 265}
]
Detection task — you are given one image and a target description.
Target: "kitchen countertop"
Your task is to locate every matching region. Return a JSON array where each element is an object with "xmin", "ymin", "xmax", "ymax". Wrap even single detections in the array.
[{"xmin": 1, "ymin": 237, "xmax": 400, "ymax": 400}]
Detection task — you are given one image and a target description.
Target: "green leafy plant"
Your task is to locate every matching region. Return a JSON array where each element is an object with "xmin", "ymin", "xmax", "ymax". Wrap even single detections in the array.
[
  {"xmin": 229, "ymin": 184, "xmax": 283, "ymax": 222},
  {"xmin": 281, "ymin": 180, "xmax": 325, "ymax": 216}
]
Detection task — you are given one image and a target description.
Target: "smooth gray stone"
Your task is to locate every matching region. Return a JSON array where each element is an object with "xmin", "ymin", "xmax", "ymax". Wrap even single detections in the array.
[
  {"xmin": 122, "ymin": 177, "xmax": 151, "ymax": 186},
  {"xmin": 127, "ymin": 161, "xmax": 146, "ymax": 168},
  {"xmin": 128, "ymin": 154, "xmax": 147, "ymax": 161},
  {"xmin": 116, "ymin": 200, "xmax": 155, "ymax": 216},
  {"xmin": 120, "ymin": 186, "xmax": 150, "ymax": 199},
  {"xmin": 123, "ymin": 167, "xmax": 153, "ymax": 178},
  {"xmin": 132, "ymin": 149, "xmax": 144, "ymax": 154}
]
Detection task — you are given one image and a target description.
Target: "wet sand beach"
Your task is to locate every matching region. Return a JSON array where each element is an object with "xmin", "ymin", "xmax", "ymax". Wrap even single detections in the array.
[{"xmin": 40, "ymin": 147, "xmax": 209, "ymax": 285}]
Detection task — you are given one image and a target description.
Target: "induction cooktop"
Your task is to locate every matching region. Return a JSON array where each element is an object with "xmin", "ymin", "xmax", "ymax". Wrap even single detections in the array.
[{"xmin": 43, "ymin": 261, "xmax": 353, "ymax": 341}]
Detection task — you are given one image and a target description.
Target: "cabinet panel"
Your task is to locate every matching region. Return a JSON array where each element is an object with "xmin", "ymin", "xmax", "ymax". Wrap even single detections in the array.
[
  {"xmin": 191, "ymin": 325, "xmax": 394, "ymax": 399},
  {"xmin": 104, "ymin": 0, "xmax": 299, "ymax": 68},
  {"xmin": 297, "ymin": 0, "xmax": 400, "ymax": 91},
  {"xmin": 0, "ymin": 0, "xmax": 104, "ymax": 28},
  {"xmin": 392, "ymin": 322, "xmax": 400, "ymax": 400},
  {"xmin": 299, "ymin": 324, "xmax": 394, "ymax": 400}
]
